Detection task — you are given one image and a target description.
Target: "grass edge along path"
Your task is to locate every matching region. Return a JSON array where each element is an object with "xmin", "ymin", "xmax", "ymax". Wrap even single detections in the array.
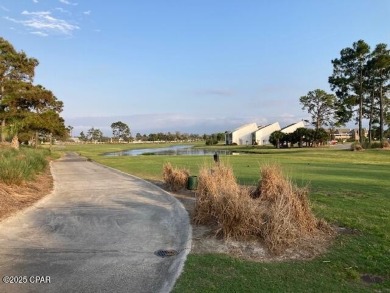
[
  {"xmin": 63, "ymin": 144, "xmax": 390, "ymax": 292},
  {"xmin": 0, "ymin": 147, "xmax": 55, "ymax": 221}
]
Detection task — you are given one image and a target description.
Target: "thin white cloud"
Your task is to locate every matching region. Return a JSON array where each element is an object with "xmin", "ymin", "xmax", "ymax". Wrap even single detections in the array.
[
  {"xmin": 59, "ymin": 0, "xmax": 78, "ymax": 6},
  {"xmin": 55, "ymin": 7, "xmax": 70, "ymax": 14},
  {"xmin": 1, "ymin": 5, "xmax": 10, "ymax": 12},
  {"xmin": 83, "ymin": 10, "xmax": 91, "ymax": 15},
  {"xmin": 22, "ymin": 10, "xmax": 50, "ymax": 16},
  {"xmin": 31, "ymin": 31, "xmax": 48, "ymax": 37},
  {"xmin": 6, "ymin": 10, "xmax": 79, "ymax": 36},
  {"xmin": 33, "ymin": 0, "xmax": 39, "ymax": 3}
]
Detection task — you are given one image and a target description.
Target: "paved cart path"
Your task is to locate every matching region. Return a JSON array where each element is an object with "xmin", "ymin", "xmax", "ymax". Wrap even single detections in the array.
[{"xmin": 0, "ymin": 153, "xmax": 191, "ymax": 293}]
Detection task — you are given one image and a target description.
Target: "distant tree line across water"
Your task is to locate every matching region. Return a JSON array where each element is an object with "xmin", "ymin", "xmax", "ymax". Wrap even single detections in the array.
[{"xmin": 74, "ymin": 122, "xmax": 225, "ymax": 144}]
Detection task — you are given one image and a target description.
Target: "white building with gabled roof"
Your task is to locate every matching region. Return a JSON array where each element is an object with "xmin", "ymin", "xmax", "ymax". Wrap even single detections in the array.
[
  {"xmin": 225, "ymin": 123, "xmax": 258, "ymax": 145},
  {"xmin": 225, "ymin": 121, "xmax": 306, "ymax": 146},
  {"xmin": 252, "ymin": 122, "xmax": 281, "ymax": 145},
  {"xmin": 281, "ymin": 121, "xmax": 305, "ymax": 134}
]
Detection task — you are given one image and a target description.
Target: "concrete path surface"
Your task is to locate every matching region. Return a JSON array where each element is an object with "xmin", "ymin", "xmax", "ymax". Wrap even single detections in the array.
[{"xmin": 0, "ymin": 153, "xmax": 191, "ymax": 293}]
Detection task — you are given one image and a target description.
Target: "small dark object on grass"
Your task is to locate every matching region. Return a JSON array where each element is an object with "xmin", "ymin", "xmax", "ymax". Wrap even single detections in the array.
[
  {"xmin": 361, "ymin": 274, "xmax": 383, "ymax": 284},
  {"xmin": 213, "ymin": 152, "xmax": 219, "ymax": 163}
]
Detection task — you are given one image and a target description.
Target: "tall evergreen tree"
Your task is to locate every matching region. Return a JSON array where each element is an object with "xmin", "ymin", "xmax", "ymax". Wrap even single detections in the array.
[
  {"xmin": 368, "ymin": 44, "xmax": 390, "ymax": 142},
  {"xmin": 329, "ymin": 40, "xmax": 371, "ymax": 143},
  {"xmin": 300, "ymin": 89, "xmax": 336, "ymax": 131}
]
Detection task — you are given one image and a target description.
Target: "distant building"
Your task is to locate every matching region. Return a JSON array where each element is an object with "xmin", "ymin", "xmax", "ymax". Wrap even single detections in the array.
[
  {"xmin": 225, "ymin": 123, "xmax": 258, "ymax": 145},
  {"xmin": 351, "ymin": 128, "xmax": 368, "ymax": 140},
  {"xmin": 333, "ymin": 128, "xmax": 351, "ymax": 140},
  {"xmin": 329, "ymin": 128, "xmax": 367, "ymax": 141},
  {"xmin": 225, "ymin": 121, "xmax": 369, "ymax": 146},
  {"xmin": 281, "ymin": 121, "xmax": 306, "ymax": 134},
  {"xmin": 69, "ymin": 137, "xmax": 80, "ymax": 143},
  {"xmin": 225, "ymin": 121, "xmax": 305, "ymax": 146},
  {"xmin": 252, "ymin": 122, "xmax": 281, "ymax": 145}
]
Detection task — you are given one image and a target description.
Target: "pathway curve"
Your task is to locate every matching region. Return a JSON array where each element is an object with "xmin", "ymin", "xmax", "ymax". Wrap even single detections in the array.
[{"xmin": 0, "ymin": 153, "xmax": 191, "ymax": 293}]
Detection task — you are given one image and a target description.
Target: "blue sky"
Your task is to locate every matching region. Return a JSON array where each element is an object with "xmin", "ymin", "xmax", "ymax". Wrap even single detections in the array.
[{"xmin": 1, "ymin": 1, "xmax": 389, "ymax": 136}]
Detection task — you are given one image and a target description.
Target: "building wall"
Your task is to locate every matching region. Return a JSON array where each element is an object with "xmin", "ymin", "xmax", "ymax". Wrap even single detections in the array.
[
  {"xmin": 227, "ymin": 123, "xmax": 258, "ymax": 145},
  {"xmin": 254, "ymin": 122, "xmax": 281, "ymax": 145},
  {"xmin": 236, "ymin": 132, "xmax": 253, "ymax": 145}
]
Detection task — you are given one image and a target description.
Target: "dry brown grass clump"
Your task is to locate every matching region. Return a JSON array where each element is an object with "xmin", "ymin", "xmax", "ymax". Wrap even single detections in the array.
[
  {"xmin": 351, "ymin": 142, "xmax": 363, "ymax": 151},
  {"xmin": 382, "ymin": 140, "xmax": 390, "ymax": 148},
  {"xmin": 163, "ymin": 162, "xmax": 189, "ymax": 191},
  {"xmin": 193, "ymin": 163, "xmax": 262, "ymax": 238},
  {"xmin": 0, "ymin": 167, "xmax": 53, "ymax": 221},
  {"xmin": 257, "ymin": 165, "xmax": 322, "ymax": 253},
  {"xmin": 193, "ymin": 163, "xmax": 332, "ymax": 254}
]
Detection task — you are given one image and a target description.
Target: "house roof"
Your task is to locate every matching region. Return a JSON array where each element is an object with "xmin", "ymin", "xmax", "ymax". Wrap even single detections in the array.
[
  {"xmin": 281, "ymin": 123, "xmax": 295, "ymax": 130},
  {"xmin": 257, "ymin": 124, "xmax": 271, "ymax": 130},
  {"xmin": 254, "ymin": 122, "xmax": 280, "ymax": 133},
  {"xmin": 228, "ymin": 122, "xmax": 258, "ymax": 133},
  {"xmin": 281, "ymin": 121, "xmax": 305, "ymax": 131},
  {"xmin": 334, "ymin": 128, "xmax": 351, "ymax": 134}
]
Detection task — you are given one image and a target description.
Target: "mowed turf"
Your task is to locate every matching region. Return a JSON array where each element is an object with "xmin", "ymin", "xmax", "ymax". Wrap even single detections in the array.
[{"xmin": 64, "ymin": 143, "xmax": 390, "ymax": 292}]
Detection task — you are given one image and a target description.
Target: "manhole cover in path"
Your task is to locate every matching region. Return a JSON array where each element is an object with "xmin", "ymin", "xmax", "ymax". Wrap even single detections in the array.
[{"xmin": 154, "ymin": 249, "xmax": 179, "ymax": 258}]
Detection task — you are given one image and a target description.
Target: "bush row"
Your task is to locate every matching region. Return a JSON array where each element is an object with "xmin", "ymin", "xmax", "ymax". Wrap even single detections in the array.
[{"xmin": 351, "ymin": 140, "xmax": 390, "ymax": 151}]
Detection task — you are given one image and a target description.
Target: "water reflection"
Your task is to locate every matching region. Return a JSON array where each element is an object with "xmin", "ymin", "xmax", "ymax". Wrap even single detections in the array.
[{"xmin": 104, "ymin": 145, "xmax": 233, "ymax": 157}]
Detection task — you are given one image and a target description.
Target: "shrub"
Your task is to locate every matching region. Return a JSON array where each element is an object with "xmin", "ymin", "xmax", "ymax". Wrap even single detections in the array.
[
  {"xmin": 162, "ymin": 163, "xmax": 189, "ymax": 191},
  {"xmin": 193, "ymin": 163, "xmax": 332, "ymax": 254},
  {"xmin": 205, "ymin": 138, "xmax": 218, "ymax": 145},
  {"xmin": 369, "ymin": 142, "xmax": 383, "ymax": 149},
  {"xmin": 360, "ymin": 141, "xmax": 389, "ymax": 149},
  {"xmin": 382, "ymin": 140, "xmax": 390, "ymax": 148},
  {"xmin": 0, "ymin": 148, "xmax": 49, "ymax": 185},
  {"xmin": 351, "ymin": 142, "xmax": 363, "ymax": 151}
]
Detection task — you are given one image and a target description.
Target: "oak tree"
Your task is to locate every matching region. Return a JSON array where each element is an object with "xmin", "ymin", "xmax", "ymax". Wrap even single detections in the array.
[
  {"xmin": 0, "ymin": 37, "xmax": 38, "ymax": 142},
  {"xmin": 0, "ymin": 37, "xmax": 65, "ymax": 146},
  {"xmin": 111, "ymin": 121, "xmax": 130, "ymax": 142}
]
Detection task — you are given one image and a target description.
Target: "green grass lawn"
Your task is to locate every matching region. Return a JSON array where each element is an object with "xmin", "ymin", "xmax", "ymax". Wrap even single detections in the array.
[{"xmin": 63, "ymin": 143, "xmax": 390, "ymax": 292}]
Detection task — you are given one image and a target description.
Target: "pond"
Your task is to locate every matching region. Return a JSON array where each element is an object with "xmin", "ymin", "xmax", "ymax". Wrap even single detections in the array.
[{"xmin": 104, "ymin": 145, "xmax": 234, "ymax": 157}]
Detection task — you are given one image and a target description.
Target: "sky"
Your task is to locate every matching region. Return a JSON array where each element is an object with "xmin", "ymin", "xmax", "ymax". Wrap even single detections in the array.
[{"xmin": 1, "ymin": 0, "xmax": 389, "ymax": 136}]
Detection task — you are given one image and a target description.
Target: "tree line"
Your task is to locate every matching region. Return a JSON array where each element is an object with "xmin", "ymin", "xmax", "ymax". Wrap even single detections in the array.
[
  {"xmin": 269, "ymin": 127, "xmax": 329, "ymax": 149},
  {"xmin": 0, "ymin": 37, "xmax": 66, "ymax": 148},
  {"xmin": 75, "ymin": 121, "xmax": 225, "ymax": 143},
  {"xmin": 299, "ymin": 40, "xmax": 389, "ymax": 145}
]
